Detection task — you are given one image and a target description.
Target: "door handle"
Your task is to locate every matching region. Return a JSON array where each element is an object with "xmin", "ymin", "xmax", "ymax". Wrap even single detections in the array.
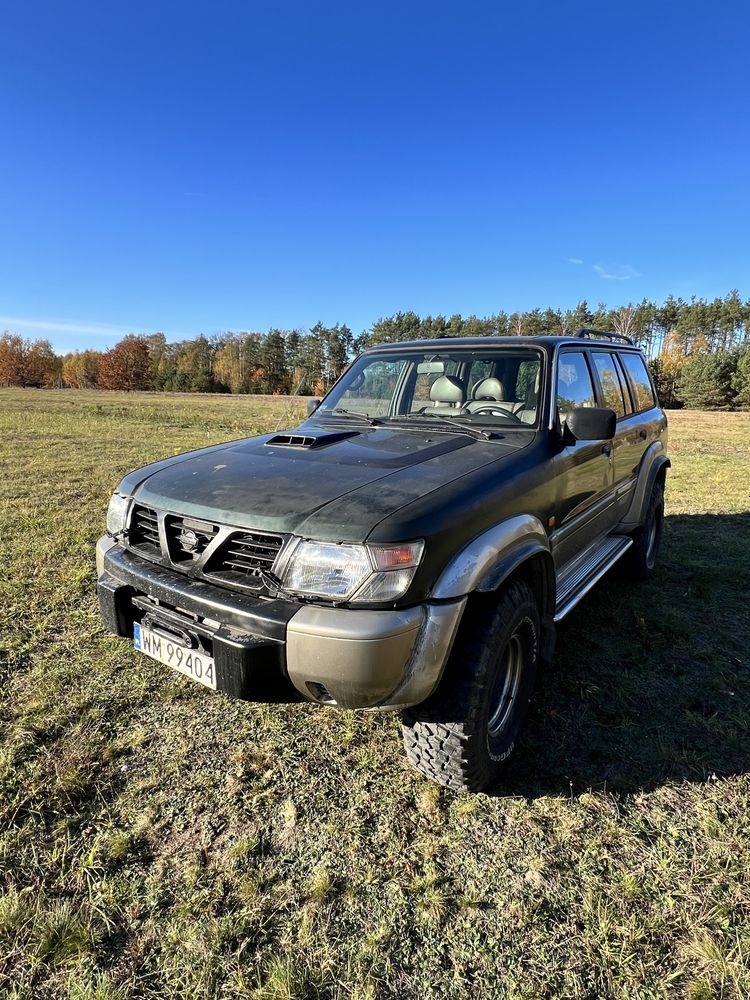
[
  {"xmin": 601, "ymin": 444, "xmax": 612, "ymax": 457},
  {"xmin": 639, "ymin": 429, "xmax": 647, "ymax": 440}
]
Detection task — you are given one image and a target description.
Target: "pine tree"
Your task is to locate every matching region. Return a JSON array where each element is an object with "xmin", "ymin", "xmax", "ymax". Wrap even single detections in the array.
[
  {"xmin": 677, "ymin": 350, "xmax": 738, "ymax": 409},
  {"xmin": 731, "ymin": 346, "xmax": 750, "ymax": 408}
]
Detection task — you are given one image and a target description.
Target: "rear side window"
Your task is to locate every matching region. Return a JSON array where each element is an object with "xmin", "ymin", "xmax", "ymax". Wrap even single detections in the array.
[
  {"xmin": 467, "ymin": 360, "xmax": 494, "ymax": 396},
  {"xmin": 592, "ymin": 353, "xmax": 625, "ymax": 417},
  {"xmin": 557, "ymin": 352, "xmax": 596, "ymax": 422},
  {"xmin": 620, "ymin": 353, "xmax": 656, "ymax": 411},
  {"xmin": 612, "ymin": 354, "xmax": 634, "ymax": 413}
]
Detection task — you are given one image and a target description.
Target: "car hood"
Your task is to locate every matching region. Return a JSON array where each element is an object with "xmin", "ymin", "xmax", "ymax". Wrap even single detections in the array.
[{"xmin": 122, "ymin": 421, "xmax": 533, "ymax": 542}]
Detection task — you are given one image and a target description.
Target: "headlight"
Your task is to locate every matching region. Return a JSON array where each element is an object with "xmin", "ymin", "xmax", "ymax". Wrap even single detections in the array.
[
  {"xmin": 106, "ymin": 493, "xmax": 132, "ymax": 536},
  {"xmin": 282, "ymin": 539, "xmax": 424, "ymax": 603}
]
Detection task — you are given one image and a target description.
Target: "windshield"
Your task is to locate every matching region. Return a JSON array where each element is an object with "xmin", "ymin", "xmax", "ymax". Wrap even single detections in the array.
[{"xmin": 318, "ymin": 348, "xmax": 543, "ymax": 429}]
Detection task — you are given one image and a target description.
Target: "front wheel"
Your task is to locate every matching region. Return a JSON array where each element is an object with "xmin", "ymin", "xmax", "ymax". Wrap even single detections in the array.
[{"xmin": 401, "ymin": 580, "xmax": 540, "ymax": 792}]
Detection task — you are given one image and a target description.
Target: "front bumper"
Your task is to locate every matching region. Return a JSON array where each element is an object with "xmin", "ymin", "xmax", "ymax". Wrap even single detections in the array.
[{"xmin": 96, "ymin": 537, "xmax": 465, "ymax": 710}]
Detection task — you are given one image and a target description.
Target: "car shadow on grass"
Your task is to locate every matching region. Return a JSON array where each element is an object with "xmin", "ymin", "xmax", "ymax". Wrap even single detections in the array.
[{"xmin": 494, "ymin": 512, "xmax": 750, "ymax": 798}]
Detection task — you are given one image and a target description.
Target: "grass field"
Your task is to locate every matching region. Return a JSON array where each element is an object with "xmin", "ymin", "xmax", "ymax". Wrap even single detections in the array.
[{"xmin": 1, "ymin": 389, "xmax": 750, "ymax": 1000}]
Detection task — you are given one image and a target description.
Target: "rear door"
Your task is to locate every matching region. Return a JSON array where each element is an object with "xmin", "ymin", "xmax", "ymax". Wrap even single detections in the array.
[
  {"xmin": 589, "ymin": 350, "xmax": 639, "ymax": 519},
  {"xmin": 614, "ymin": 350, "xmax": 661, "ymax": 516},
  {"xmin": 551, "ymin": 349, "xmax": 616, "ymax": 570}
]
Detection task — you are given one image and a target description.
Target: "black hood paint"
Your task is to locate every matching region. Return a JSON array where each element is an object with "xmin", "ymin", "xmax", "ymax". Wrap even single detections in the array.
[{"xmin": 125, "ymin": 421, "xmax": 533, "ymax": 542}]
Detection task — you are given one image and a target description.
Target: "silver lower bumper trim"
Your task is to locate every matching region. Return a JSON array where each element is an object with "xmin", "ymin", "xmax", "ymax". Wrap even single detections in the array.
[{"xmin": 286, "ymin": 599, "xmax": 466, "ymax": 710}]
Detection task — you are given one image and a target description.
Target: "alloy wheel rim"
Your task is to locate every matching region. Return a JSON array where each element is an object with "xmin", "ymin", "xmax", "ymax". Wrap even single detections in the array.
[
  {"xmin": 488, "ymin": 633, "xmax": 524, "ymax": 738},
  {"xmin": 646, "ymin": 510, "xmax": 660, "ymax": 563}
]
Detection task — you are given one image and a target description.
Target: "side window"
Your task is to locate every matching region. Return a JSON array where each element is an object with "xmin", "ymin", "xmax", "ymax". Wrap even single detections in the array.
[
  {"xmin": 411, "ymin": 372, "xmax": 434, "ymax": 410},
  {"xmin": 620, "ymin": 353, "xmax": 656, "ymax": 411},
  {"xmin": 612, "ymin": 354, "xmax": 634, "ymax": 413},
  {"xmin": 516, "ymin": 360, "xmax": 539, "ymax": 403},
  {"xmin": 337, "ymin": 359, "xmax": 404, "ymax": 417},
  {"xmin": 592, "ymin": 353, "xmax": 625, "ymax": 418},
  {"xmin": 556, "ymin": 352, "xmax": 596, "ymax": 423}
]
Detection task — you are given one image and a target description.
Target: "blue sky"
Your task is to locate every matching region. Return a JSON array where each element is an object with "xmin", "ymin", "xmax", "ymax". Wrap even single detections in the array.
[{"xmin": 1, "ymin": 1, "xmax": 749, "ymax": 353}]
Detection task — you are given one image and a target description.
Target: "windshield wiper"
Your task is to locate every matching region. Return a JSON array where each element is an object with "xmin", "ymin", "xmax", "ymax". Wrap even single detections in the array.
[
  {"xmin": 323, "ymin": 408, "xmax": 382, "ymax": 425},
  {"xmin": 386, "ymin": 413, "xmax": 499, "ymax": 440}
]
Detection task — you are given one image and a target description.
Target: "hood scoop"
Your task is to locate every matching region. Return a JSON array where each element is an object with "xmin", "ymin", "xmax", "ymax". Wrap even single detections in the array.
[{"xmin": 265, "ymin": 430, "xmax": 360, "ymax": 449}]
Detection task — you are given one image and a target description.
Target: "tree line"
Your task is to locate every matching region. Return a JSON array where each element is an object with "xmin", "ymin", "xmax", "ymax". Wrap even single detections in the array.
[{"xmin": 2, "ymin": 292, "xmax": 750, "ymax": 409}]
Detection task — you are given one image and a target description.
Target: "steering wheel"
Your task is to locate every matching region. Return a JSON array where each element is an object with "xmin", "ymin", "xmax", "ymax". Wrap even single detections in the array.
[{"xmin": 470, "ymin": 404, "xmax": 524, "ymax": 423}]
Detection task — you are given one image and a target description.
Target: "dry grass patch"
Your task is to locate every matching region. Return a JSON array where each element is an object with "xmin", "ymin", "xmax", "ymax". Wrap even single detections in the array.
[{"xmin": 0, "ymin": 391, "xmax": 749, "ymax": 997}]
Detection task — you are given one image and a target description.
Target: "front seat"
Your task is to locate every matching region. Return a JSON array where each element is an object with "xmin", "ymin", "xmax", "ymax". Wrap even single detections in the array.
[
  {"xmin": 465, "ymin": 377, "xmax": 507, "ymax": 413},
  {"xmin": 428, "ymin": 374, "xmax": 465, "ymax": 413}
]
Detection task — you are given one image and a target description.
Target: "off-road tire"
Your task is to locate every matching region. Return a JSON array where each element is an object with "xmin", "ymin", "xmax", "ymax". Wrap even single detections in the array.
[
  {"xmin": 625, "ymin": 479, "xmax": 664, "ymax": 580},
  {"xmin": 401, "ymin": 580, "xmax": 540, "ymax": 792}
]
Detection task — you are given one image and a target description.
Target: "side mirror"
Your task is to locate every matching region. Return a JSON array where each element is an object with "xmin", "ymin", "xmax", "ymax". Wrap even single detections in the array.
[
  {"xmin": 306, "ymin": 398, "xmax": 322, "ymax": 416},
  {"xmin": 564, "ymin": 407, "xmax": 616, "ymax": 441}
]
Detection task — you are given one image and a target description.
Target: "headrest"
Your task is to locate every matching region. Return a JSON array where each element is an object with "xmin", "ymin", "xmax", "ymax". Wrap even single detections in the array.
[
  {"xmin": 472, "ymin": 377, "xmax": 505, "ymax": 401},
  {"xmin": 429, "ymin": 374, "xmax": 464, "ymax": 404}
]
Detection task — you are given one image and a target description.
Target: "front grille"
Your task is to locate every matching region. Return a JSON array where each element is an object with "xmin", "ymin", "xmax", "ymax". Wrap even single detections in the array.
[
  {"xmin": 126, "ymin": 504, "xmax": 285, "ymax": 595},
  {"xmin": 207, "ymin": 530, "xmax": 284, "ymax": 587},
  {"xmin": 128, "ymin": 504, "xmax": 160, "ymax": 554},
  {"xmin": 164, "ymin": 515, "xmax": 220, "ymax": 562}
]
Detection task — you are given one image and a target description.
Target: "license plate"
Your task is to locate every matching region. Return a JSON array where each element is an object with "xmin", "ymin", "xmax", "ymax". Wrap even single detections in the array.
[{"xmin": 133, "ymin": 622, "xmax": 216, "ymax": 690}]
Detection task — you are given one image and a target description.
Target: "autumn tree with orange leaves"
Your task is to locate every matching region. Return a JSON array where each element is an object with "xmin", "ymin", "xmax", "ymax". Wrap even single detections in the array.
[
  {"xmin": 0, "ymin": 333, "xmax": 59, "ymax": 387},
  {"xmin": 98, "ymin": 336, "xmax": 152, "ymax": 391}
]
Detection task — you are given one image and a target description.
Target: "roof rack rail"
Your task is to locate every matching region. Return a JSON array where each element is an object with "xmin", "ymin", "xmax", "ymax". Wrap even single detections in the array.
[{"xmin": 572, "ymin": 327, "xmax": 635, "ymax": 346}]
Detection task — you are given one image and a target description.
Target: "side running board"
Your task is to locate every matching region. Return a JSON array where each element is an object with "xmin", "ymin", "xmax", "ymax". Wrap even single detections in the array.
[{"xmin": 554, "ymin": 535, "xmax": 633, "ymax": 622}]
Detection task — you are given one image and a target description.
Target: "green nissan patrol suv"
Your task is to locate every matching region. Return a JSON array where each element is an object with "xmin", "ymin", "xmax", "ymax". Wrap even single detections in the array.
[{"xmin": 97, "ymin": 330, "xmax": 668, "ymax": 791}]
